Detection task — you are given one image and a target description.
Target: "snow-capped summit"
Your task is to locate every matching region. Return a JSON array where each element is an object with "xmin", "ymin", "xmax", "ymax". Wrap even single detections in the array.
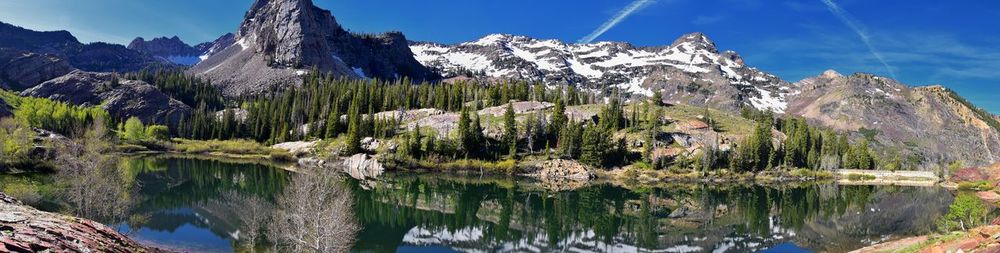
[{"xmin": 410, "ymin": 32, "xmax": 792, "ymax": 113}]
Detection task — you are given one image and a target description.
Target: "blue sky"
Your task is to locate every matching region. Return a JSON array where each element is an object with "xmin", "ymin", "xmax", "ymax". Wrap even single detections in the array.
[{"xmin": 1, "ymin": 0, "xmax": 997, "ymax": 113}]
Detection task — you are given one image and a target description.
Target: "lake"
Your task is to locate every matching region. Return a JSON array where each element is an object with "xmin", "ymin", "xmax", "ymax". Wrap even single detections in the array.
[{"xmin": 0, "ymin": 156, "xmax": 954, "ymax": 252}]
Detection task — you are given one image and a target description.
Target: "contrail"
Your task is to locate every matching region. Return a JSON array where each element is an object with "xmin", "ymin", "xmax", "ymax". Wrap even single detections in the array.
[
  {"xmin": 820, "ymin": 0, "xmax": 897, "ymax": 79},
  {"xmin": 578, "ymin": 0, "xmax": 656, "ymax": 44}
]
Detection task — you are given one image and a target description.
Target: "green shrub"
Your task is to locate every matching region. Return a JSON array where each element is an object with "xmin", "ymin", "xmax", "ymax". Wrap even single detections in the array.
[
  {"xmin": 847, "ymin": 173, "xmax": 876, "ymax": 181},
  {"xmin": 173, "ymin": 139, "xmax": 272, "ymax": 156},
  {"xmin": 957, "ymin": 181, "xmax": 994, "ymax": 192},
  {"xmin": 145, "ymin": 125, "xmax": 170, "ymax": 141},
  {"xmin": 937, "ymin": 193, "xmax": 989, "ymax": 232},
  {"xmin": 269, "ymin": 149, "xmax": 294, "ymax": 162}
]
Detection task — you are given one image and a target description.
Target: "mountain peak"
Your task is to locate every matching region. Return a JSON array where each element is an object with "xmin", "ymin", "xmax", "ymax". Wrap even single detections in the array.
[
  {"xmin": 190, "ymin": 0, "xmax": 436, "ymax": 96},
  {"xmin": 821, "ymin": 69, "xmax": 843, "ymax": 79},
  {"xmin": 670, "ymin": 32, "xmax": 717, "ymax": 53}
]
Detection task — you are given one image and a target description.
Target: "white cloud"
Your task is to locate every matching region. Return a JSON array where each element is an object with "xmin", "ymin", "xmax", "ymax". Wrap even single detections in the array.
[
  {"xmin": 820, "ymin": 0, "xmax": 897, "ymax": 79},
  {"xmin": 578, "ymin": 0, "xmax": 657, "ymax": 44}
]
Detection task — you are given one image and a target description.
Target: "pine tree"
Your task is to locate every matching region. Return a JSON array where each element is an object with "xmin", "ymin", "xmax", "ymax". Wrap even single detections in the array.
[
  {"xmin": 457, "ymin": 106, "xmax": 473, "ymax": 155},
  {"xmin": 324, "ymin": 102, "xmax": 340, "ymax": 139},
  {"xmin": 549, "ymin": 98, "xmax": 567, "ymax": 144},
  {"xmin": 345, "ymin": 91, "xmax": 363, "ymax": 154},
  {"xmin": 580, "ymin": 124, "xmax": 609, "ymax": 167},
  {"xmin": 408, "ymin": 124, "xmax": 423, "ymax": 159},
  {"xmin": 503, "ymin": 103, "xmax": 517, "ymax": 158}
]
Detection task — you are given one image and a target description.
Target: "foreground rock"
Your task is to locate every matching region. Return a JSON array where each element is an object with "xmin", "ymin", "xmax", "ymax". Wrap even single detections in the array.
[
  {"xmin": 22, "ymin": 70, "xmax": 192, "ymax": 125},
  {"xmin": 852, "ymin": 225, "xmax": 1000, "ymax": 253},
  {"xmin": 0, "ymin": 192, "xmax": 163, "ymax": 253}
]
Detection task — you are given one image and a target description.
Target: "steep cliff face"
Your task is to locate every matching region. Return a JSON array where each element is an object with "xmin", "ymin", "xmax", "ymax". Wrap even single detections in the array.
[
  {"xmin": 0, "ymin": 48, "xmax": 75, "ymax": 90},
  {"xmin": 21, "ymin": 71, "xmax": 192, "ymax": 125},
  {"xmin": 190, "ymin": 0, "xmax": 437, "ymax": 96},
  {"xmin": 787, "ymin": 70, "xmax": 1000, "ymax": 168}
]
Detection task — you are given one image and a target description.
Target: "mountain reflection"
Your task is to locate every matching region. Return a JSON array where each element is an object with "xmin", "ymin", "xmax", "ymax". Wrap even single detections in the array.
[{"xmin": 351, "ymin": 175, "xmax": 951, "ymax": 252}]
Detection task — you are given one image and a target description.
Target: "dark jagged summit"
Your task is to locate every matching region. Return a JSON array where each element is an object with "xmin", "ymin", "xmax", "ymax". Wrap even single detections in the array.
[
  {"xmin": 128, "ymin": 36, "xmax": 203, "ymax": 65},
  {"xmin": 189, "ymin": 0, "xmax": 438, "ymax": 96}
]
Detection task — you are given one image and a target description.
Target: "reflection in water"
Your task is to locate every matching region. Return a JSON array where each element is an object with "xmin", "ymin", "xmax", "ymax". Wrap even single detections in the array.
[
  {"xmin": 2, "ymin": 156, "xmax": 954, "ymax": 253},
  {"xmin": 268, "ymin": 167, "xmax": 360, "ymax": 253},
  {"xmin": 52, "ymin": 133, "xmax": 136, "ymax": 231},
  {"xmin": 351, "ymin": 175, "xmax": 952, "ymax": 253}
]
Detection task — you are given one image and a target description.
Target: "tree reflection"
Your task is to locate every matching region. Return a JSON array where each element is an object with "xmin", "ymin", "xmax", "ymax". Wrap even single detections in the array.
[
  {"xmin": 268, "ymin": 167, "xmax": 359, "ymax": 253},
  {"xmin": 52, "ymin": 123, "xmax": 137, "ymax": 231}
]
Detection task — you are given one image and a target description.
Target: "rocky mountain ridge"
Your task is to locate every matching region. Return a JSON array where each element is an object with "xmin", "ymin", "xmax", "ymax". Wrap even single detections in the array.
[
  {"xmin": 0, "ymin": 21, "xmax": 174, "ymax": 73},
  {"xmin": 411, "ymin": 32, "xmax": 792, "ymax": 112},
  {"xmin": 788, "ymin": 70, "xmax": 1000, "ymax": 168},
  {"xmin": 128, "ymin": 36, "xmax": 204, "ymax": 65}
]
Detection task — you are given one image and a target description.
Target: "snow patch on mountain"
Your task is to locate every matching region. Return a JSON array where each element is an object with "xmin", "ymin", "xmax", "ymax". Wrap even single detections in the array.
[{"xmin": 410, "ymin": 32, "xmax": 792, "ymax": 113}]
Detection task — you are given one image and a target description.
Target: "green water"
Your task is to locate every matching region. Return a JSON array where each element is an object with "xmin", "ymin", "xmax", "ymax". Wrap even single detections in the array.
[{"xmin": 0, "ymin": 156, "xmax": 954, "ymax": 252}]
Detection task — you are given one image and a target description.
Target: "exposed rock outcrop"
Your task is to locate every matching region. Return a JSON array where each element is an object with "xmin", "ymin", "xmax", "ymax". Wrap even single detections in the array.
[
  {"xmin": 271, "ymin": 140, "xmax": 317, "ymax": 157},
  {"xmin": 190, "ymin": 0, "xmax": 438, "ymax": 96},
  {"xmin": 0, "ymin": 192, "xmax": 163, "ymax": 253},
  {"xmin": 21, "ymin": 71, "xmax": 192, "ymax": 125},
  {"xmin": 526, "ymin": 159, "xmax": 594, "ymax": 181},
  {"xmin": 0, "ymin": 48, "xmax": 74, "ymax": 90}
]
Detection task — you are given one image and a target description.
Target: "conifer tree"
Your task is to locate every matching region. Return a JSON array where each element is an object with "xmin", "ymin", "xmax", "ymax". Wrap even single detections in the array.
[
  {"xmin": 345, "ymin": 91, "xmax": 363, "ymax": 154},
  {"xmin": 503, "ymin": 103, "xmax": 517, "ymax": 158}
]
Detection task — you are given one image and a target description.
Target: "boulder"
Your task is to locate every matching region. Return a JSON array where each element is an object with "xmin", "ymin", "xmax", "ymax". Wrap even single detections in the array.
[
  {"xmin": 341, "ymin": 154, "xmax": 384, "ymax": 180},
  {"xmin": 271, "ymin": 140, "xmax": 317, "ymax": 157},
  {"xmin": 0, "ymin": 192, "xmax": 164, "ymax": 252},
  {"xmin": 361, "ymin": 137, "xmax": 380, "ymax": 152}
]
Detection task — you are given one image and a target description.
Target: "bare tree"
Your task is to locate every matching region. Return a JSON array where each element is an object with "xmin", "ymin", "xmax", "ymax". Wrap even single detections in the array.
[
  {"xmin": 52, "ymin": 121, "xmax": 135, "ymax": 226},
  {"xmin": 217, "ymin": 191, "xmax": 273, "ymax": 253},
  {"xmin": 268, "ymin": 167, "xmax": 359, "ymax": 253}
]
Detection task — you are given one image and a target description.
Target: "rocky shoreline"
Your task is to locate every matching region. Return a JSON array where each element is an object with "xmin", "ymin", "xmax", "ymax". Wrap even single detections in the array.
[{"xmin": 0, "ymin": 192, "xmax": 165, "ymax": 253}]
